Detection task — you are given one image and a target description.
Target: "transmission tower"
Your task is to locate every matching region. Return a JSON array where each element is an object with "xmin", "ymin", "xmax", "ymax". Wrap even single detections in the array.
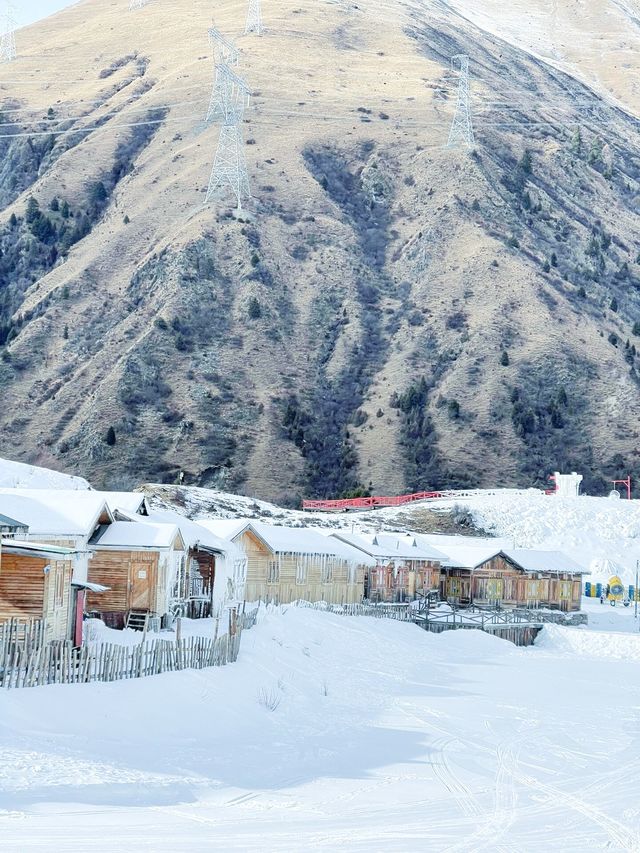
[
  {"xmin": 205, "ymin": 64, "xmax": 252, "ymax": 210},
  {"xmin": 245, "ymin": 0, "xmax": 262, "ymax": 35},
  {"xmin": 206, "ymin": 27, "xmax": 239, "ymax": 122},
  {"xmin": 0, "ymin": 2, "xmax": 17, "ymax": 64},
  {"xmin": 446, "ymin": 54, "xmax": 474, "ymax": 149}
]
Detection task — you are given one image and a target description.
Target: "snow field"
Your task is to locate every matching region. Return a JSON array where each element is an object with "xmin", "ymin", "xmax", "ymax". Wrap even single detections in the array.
[{"xmin": 1, "ymin": 607, "xmax": 639, "ymax": 851}]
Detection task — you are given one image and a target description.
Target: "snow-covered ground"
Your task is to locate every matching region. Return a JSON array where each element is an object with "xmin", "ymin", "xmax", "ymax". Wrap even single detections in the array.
[
  {"xmin": 0, "ymin": 457, "xmax": 90, "ymax": 490},
  {"xmin": 1, "ymin": 607, "xmax": 639, "ymax": 852}
]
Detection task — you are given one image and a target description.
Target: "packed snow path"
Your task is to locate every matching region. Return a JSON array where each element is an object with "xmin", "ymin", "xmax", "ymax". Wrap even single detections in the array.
[{"xmin": 1, "ymin": 608, "xmax": 639, "ymax": 851}]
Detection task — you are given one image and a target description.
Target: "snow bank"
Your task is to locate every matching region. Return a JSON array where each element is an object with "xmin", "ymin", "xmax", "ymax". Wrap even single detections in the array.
[
  {"xmin": 537, "ymin": 623, "xmax": 640, "ymax": 661},
  {"xmin": 0, "ymin": 457, "xmax": 91, "ymax": 490}
]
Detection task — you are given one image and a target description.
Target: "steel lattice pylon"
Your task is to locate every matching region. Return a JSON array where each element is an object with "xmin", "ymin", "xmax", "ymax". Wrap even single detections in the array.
[
  {"xmin": 206, "ymin": 124, "xmax": 251, "ymax": 210},
  {"xmin": 205, "ymin": 64, "xmax": 252, "ymax": 210},
  {"xmin": 0, "ymin": 2, "xmax": 16, "ymax": 63},
  {"xmin": 446, "ymin": 54, "xmax": 474, "ymax": 149},
  {"xmin": 245, "ymin": 0, "xmax": 262, "ymax": 35},
  {"xmin": 206, "ymin": 27, "xmax": 240, "ymax": 122}
]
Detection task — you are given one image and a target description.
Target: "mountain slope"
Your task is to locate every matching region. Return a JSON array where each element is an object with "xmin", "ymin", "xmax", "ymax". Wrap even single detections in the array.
[{"xmin": 2, "ymin": 0, "xmax": 640, "ymax": 502}]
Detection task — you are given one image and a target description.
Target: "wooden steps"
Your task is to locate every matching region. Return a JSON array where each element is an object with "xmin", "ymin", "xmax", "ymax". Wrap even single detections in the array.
[{"xmin": 125, "ymin": 610, "xmax": 149, "ymax": 632}]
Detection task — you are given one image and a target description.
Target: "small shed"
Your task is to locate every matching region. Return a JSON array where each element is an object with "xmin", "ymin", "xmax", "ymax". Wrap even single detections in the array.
[
  {"xmin": 0, "ymin": 538, "xmax": 77, "ymax": 642},
  {"xmin": 87, "ymin": 520, "xmax": 185, "ymax": 628},
  {"xmin": 198, "ymin": 519, "xmax": 374, "ymax": 604}
]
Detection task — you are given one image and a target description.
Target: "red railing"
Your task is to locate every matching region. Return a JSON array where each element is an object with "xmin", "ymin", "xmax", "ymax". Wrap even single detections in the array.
[{"xmin": 301, "ymin": 490, "xmax": 481, "ymax": 512}]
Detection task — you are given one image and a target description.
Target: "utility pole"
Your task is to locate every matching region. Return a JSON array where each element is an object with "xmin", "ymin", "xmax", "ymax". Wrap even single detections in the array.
[
  {"xmin": 446, "ymin": 54, "xmax": 474, "ymax": 149},
  {"xmin": 206, "ymin": 26, "xmax": 239, "ymax": 123},
  {"xmin": 0, "ymin": 2, "xmax": 17, "ymax": 63},
  {"xmin": 245, "ymin": 0, "xmax": 262, "ymax": 35},
  {"xmin": 205, "ymin": 63, "xmax": 252, "ymax": 211}
]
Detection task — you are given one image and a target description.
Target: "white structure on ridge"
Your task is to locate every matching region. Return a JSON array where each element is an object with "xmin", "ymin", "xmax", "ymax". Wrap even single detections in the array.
[
  {"xmin": 553, "ymin": 472, "xmax": 583, "ymax": 498},
  {"xmin": 0, "ymin": 2, "xmax": 17, "ymax": 63},
  {"xmin": 129, "ymin": 0, "xmax": 150, "ymax": 10},
  {"xmin": 446, "ymin": 54, "xmax": 474, "ymax": 149},
  {"xmin": 245, "ymin": 0, "xmax": 262, "ymax": 35}
]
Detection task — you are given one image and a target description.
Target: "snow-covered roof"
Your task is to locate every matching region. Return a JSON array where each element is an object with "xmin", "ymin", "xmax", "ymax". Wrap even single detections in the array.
[
  {"xmin": 217, "ymin": 520, "xmax": 376, "ymax": 564},
  {"xmin": 1, "ymin": 538, "xmax": 77, "ymax": 558},
  {"xmin": 434, "ymin": 543, "xmax": 506, "ymax": 569},
  {"xmin": 432, "ymin": 541, "xmax": 588, "ymax": 575},
  {"xmin": 120, "ymin": 509, "xmax": 244, "ymax": 564},
  {"xmin": 0, "ymin": 512, "xmax": 28, "ymax": 530},
  {"xmin": 411, "ymin": 533, "xmax": 514, "ymax": 552},
  {"xmin": 99, "ymin": 492, "xmax": 148, "ymax": 515},
  {"xmin": 92, "ymin": 520, "xmax": 183, "ymax": 550},
  {"xmin": 372, "ymin": 533, "xmax": 448, "ymax": 562},
  {"xmin": 503, "ymin": 548, "xmax": 588, "ymax": 576},
  {"xmin": 330, "ymin": 531, "xmax": 446, "ymax": 563},
  {"xmin": 0, "ymin": 489, "xmax": 112, "ymax": 537},
  {"xmin": 196, "ymin": 517, "xmax": 250, "ymax": 542}
]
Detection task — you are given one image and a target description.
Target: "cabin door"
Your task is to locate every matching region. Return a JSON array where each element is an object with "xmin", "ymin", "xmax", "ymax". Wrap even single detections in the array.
[{"xmin": 130, "ymin": 562, "xmax": 151, "ymax": 611}]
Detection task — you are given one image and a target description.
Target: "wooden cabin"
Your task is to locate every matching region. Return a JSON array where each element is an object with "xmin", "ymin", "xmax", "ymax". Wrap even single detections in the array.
[
  {"xmin": 199, "ymin": 520, "xmax": 372, "ymax": 604},
  {"xmin": 0, "ymin": 538, "xmax": 77, "ymax": 642},
  {"xmin": 331, "ymin": 532, "xmax": 444, "ymax": 602},
  {"xmin": 439, "ymin": 545, "xmax": 586, "ymax": 611},
  {"xmin": 87, "ymin": 520, "xmax": 185, "ymax": 628},
  {"xmin": 117, "ymin": 508, "xmax": 247, "ymax": 617}
]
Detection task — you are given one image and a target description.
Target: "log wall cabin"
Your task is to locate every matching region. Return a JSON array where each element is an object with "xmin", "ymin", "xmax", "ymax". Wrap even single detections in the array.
[
  {"xmin": 202, "ymin": 521, "xmax": 372, "ymax": 604},
  {"xmin": 441, "ymin": 548, "xmax": 586, "ymax": 611},
  {"xmin": 0, "ymin": 539, "xmax": 76, "ymax": 641},
  {"xmin": 86, "ymin": 521, "xmax": 185, "ymax": 628}
]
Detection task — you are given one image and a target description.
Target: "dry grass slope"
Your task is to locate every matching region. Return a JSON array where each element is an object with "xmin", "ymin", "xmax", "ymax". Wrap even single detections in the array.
[{"xmin": 1, "ymin": 0, "xmax": 640, "ymax": 503}]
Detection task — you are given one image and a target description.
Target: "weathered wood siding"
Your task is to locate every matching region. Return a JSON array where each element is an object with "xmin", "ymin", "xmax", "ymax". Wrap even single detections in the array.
[
  {"xmin": 0, "ymin": 554, "xmax": 72, "ymax": 641},
  {"xmin": 369, "ymin": 560, "xmax": 441, "ymax": 602},
  {"xmin": 443, "ymin": 556, "xmax": 584, "ymax": 611},
  {"xmin": 237, "ymin": 530, "xmax": 364, "ymax": 604},
  {"xmin": 87, "ymin": 550, "xmax": 158, "ymax": 615}
]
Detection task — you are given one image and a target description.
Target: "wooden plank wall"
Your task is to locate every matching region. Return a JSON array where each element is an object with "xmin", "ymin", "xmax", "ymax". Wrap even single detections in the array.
[
  {"xmin": 239, "ymin": 531, "xmax": 365, "ymax": 604},
  {"xmin": 0, "ymin": 555, "xmax": 72, "ymax": 641},
  {"xmin": 87, "ymin": 550, "xmax": 158, "ymax": 614}
]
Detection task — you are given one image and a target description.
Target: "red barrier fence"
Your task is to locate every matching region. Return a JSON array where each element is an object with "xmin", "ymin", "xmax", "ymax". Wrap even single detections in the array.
[{"xmin": 302, "ymin": 490, "xmax": 489, "ymax": 512}]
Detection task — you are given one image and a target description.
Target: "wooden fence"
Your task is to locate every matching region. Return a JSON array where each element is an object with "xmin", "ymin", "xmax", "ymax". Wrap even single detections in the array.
[
  {"xmin": 294, "ymin": 600, "xmax": 413, "ymax": 621},
  {"xmin": 0, "ymin": 606, "xmax": 258, "ymax": 689}
]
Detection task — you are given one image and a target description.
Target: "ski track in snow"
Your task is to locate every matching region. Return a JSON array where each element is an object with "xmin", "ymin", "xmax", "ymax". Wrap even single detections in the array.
[{"xmin": 1, "ymin": 608, "xmax": 638, "ymax": 850}]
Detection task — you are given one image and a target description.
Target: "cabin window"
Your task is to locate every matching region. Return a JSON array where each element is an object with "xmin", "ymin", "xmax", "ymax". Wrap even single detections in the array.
[
  {"xmin": 559, "ymin": 581, "xmax": 571, "ymax": 599},
  {"xmin": 267, "ymin": 560, "xmax": 279, "ymax": 584},
  {"xmin": 321, "ymin": 559, "xmax": 332, "ymax": 584},
  {"xmin": 347, "ymin": 562, "xmax": 357, "ymax": 584},
  {"xmin": 54, "ymin": 564, "xmax": 64, "ymax": 608}
]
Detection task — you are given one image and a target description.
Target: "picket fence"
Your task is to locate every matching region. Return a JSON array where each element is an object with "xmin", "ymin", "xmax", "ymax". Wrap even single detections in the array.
[
  {"xmin": 294, "ymin": 599, "xmax": 412, "ymax": 621},
  {"xmin": 0, "ymin": 606, "xmax": 258, "ymax": 689}
]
